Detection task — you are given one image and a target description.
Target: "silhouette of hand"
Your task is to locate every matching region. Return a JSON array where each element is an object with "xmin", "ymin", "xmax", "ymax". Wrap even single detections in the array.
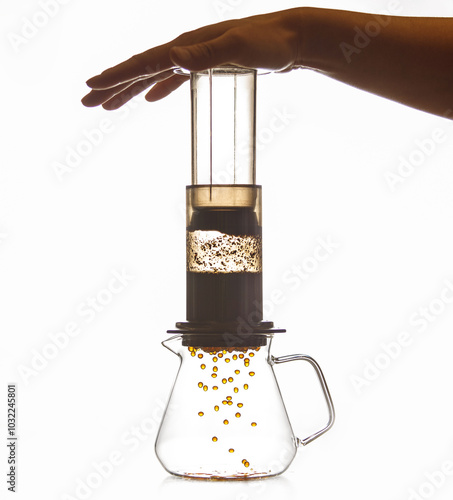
[{"xmin": 82, "ymin": 9, "xmax": 303, "ymax": 109}]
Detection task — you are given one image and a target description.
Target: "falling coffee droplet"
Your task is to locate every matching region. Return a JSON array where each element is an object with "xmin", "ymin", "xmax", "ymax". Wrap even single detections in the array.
[
  {"xmin": 249, "ymin": 353, "xmax": 255, "ymax": 357},
  {"xmin": 211, "ymin": 373, "xmax": 217, "ymax": 378},
  {"xmin": 237, "ymin": 403, "xmax": 243, "ymax": 408},
  {"xmin": 226, "ymin": 396, "xmax": 232, "ymax": 401},
  {"xmin": 213, "ymin": 386, "xmax": 218, "ymax": 390},
  {"xmin": 198, "ymin": 382, "xmax": 203, "ymax": 388},
  {"xmin": 191, "ymin": 352, "xmax": 196, "ymax": 357},
  {"xmin": 222, "ymin": 378, "xmax": 227, "ymax": 384},
  {"xmin": 198, "ymin": 353, "xmax": 203, "ymax": 359},
  {"xmin": 213, "ymin": 366, "xmax": 218, "ymax": 372},
  {"xmin": 244, "ymin": 461, "xmax": 250, "ymax": 468},
  {"xmin": 251, "ymin": 422, "xmax": 257, "ymax": 427},
  {"xmin": 228, "ymin": 377, "xmax": 233, "ymax": 383},
  {"xmin": 233, "ymin": 355, "xmax": 238, "ymax": 360},
  {"xmin": 244, "ymin": 384, "xmax": 249, "ymax": 390},
  {"xmin": 235, "ymin": 412, "xmax": 241, "ymax": 418},
  {"xmin": 223, "ymin": 420, "xmax": 229, "ymax": 425},
  {"xmin": 203, "ymin": 385, "xmax": 208, "ymax": 391},
  {"xmin": 225, "ymin": 358, "xmax": 230, "ymax": 363},
  {"xmin": 235, "ymin": 370, "xmax": 240, "ymax": 375},
  {"xmin": 229, "ymin": 448, "xmax": 234, "ymax": 453},
  {"xmin": 212, "ymin": 436, "xmax": 218, "ymax": 442},
  {"xmin": 249, "ymin": 372, "xmax": 255, "ymax": 377},
  {"xmin": 234, "ymin": 387, "xmax": 239, "ymax": 393},
  {"xmin": 198, "ymin": 412, "xmax": 204, "ymax": 416},
  {"xmin": 201, "ymin": 364, "xmax": 206, "ymax": 369},
  {"xmin": 239, "ymin": 354, "xmax": 244, "ymax": 359},
  {"xmin": 214, "ymin": 405, "xmax": 219, "ymax": 411},
  {"xmin": 213, "ymin": 357, "xmax": 218, "ymax": 362}
]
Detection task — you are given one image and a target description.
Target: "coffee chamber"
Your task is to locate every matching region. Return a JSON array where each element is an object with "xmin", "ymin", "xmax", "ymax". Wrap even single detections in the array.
[{"xmin": 155, "ymin": 66, "xmax": 335, "ymax": 479}]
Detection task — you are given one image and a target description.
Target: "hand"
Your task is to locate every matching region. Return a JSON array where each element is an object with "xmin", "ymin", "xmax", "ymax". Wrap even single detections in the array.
[{"xmin": 82, "ymin": 8, "xmax": 303, "ymax": 110}]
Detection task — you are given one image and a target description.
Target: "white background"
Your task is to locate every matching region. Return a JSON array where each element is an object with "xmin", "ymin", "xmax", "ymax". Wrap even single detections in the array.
[{"xmin": 2, "ymin": 0, "xmax": 453, "ymax": 499}]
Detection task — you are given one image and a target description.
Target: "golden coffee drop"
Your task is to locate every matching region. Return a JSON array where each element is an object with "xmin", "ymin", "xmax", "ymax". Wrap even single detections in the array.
[
  {"xmin": 212, "ymin": 436, "xmax": 218, "ymax": 442},
  {"xmin": 242, "ymin": 459, "xmax": 246, "ymax": 464},
  {"xmin": 218, "ymin": 353, "xmax": 223, "ymax": 358},
  {"xmin": 222, "ymin": 378, "xmax": 227, "ymax": 384},
  {"xmin": 227, "ymin": 401, "xmax": 233, "ymax": 406},
  {"xmin": 249, "ymin": 371, "xmax": 255, "ymax": 377},
  {"xmin": 244, "ymin": 461, "xmax": 250, "ymax": 468},
  {"xmin": 198, "ymin": 353, "xmax": 203, "ymax": 359},
  {"xmin": 244, "ymin": 384, "xmax": 249, "ymax": 390},
  {"xmin": 213, "ymin": 386, "xmax": 218, "ymax": 390},
  {"xmin": 198, "ymin": 412, "xmax": 204, "ymax": 416},
  {"xmin": 256, "ymin": 347, "xmax": 261, "ymax": 351},
  {"xmin": 198, "ymin": 382, "xmax": 203, "ymax": 388},
  {"xmin": 229, "ymin": 448, "xmax": 234, "ymax": 453},
  {"xmin": 225, "ymin": 358, "xmax": 230, "ymax": 363},
  {"xmin": 239, "ymin": 354, "xmax": 244, "ymax": 359},
  {"xmin": 228, "ymin": 377, "xmax": 233, "ymax": 383},
  {"xmin": 251, "ymin": 422, "xmax": 257, "ymax": 427},
  {"xmin": 211, "ymin": 373, "xmax": 217, "ymax": 378},
  {"xmin": 201, "ymin": 364, "xmax": 206, "ymax": 370},
  {"xmin": 222, "ymin": 400, "xmax": 228, "ymax": 405},
  {"xmin": 214, "ymin": 405, "xmax": 219, "ymax": 411},
  {"xmin": 235, "ymin": 412, "xmax": 241, "ymax": 418},
  {"xmin": 223, "ymin": 420, "xmax": 229, "ymax": 425},
  {"xmin": 213, "ymin": 366, "xmax": 218, "ymax": 372},
  {"xmin": 234, "ymin": 387, "xmax": 239, "ymax": 393},
  {"xmin": 189, "ymin": 347, "xmax": 194, "ymax": 352},
  {"xmin": 235, "ymin": 370, "xmax": 240, "ymax": 375},
  {"xmin": 232, "ymin": 355, "xmax": 238, "ymax": 360},
  {"xmin": 191, "ymin": 352, "xmax": 196, "ymax": 357},
  {"xmin": 223, "ymin": 350, "xmax": 227, "ymax": 354},
  {"xmin": 237, "ymin": 403, "xmax": 243, "ymax": 408},
  {"xmin": 244, "ymin": 361, "xmax": 250, "ymax": 367},
  {"xmin": 226, "ymin": 396, "xmax": 232, "ymax": 401},
  {"xmin": 249, "ymin": 353, "xmax": 255, "ymax": 357},
  {"xmin": 203, "ymin": 385, "xmax": 208, "ymax": 391},
  {"xmin": 213, "ymin": 357, "xmax": 218, "ymax": 362}
]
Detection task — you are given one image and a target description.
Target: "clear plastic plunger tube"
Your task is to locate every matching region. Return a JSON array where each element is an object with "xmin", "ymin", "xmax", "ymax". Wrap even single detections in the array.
[{"xmin": 190, "ymin": 67, "xmax": 257, "ymax": 186}]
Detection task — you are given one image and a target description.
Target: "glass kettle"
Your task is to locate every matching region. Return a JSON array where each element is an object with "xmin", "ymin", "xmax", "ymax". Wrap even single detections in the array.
[{"xmin": 155, "ymin": 333, "xmax": 334, "ymax": 479}]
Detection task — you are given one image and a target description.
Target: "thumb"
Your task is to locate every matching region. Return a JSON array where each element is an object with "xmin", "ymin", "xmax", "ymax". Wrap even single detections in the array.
[{"xmin": 170, "ymin": 32, "xmax": 239, "ymax": 71}]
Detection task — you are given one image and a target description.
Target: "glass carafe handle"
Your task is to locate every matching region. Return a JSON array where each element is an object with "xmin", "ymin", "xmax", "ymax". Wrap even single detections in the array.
[{"xmin": 272, "ymin": 354, "xmax": 335, "ymax": 446}]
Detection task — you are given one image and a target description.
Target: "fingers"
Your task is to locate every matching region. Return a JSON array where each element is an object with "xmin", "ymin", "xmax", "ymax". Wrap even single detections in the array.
[
  {"xmin": 85, "ymin": 19, "xmax": 242, "ymax": 90},
  {"xmin": 101, "ymin": 76, "xmax": 158, "ymax": 110},
  {"xmin": 145, "ymin": 74, "xmax": 188, "ymax": 101},
  {"xmin": 81, "ymin": 80, "xmax": 134, "ymax": 107},
  {"xmin": 82, "ymin": 69, "xmax": 177, "ymax": 109},
  {"xmin": 86, "ymin": 43, "xmax": 175, "ymax": 90}
]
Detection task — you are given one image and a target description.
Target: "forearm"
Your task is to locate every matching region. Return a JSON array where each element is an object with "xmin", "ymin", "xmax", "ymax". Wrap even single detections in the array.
[{"xmin": 298, "ymin": 8, "xmax": 453, "ymax": 118}]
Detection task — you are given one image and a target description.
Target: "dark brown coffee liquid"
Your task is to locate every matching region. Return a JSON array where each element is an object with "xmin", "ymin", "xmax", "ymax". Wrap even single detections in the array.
[{"xmin": 186, "ymin": 206, "xmax": 262, "ymax": 325}]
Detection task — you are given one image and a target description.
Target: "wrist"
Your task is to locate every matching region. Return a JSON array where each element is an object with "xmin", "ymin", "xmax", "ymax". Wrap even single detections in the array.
[{"xmin": 293, "ymin": 7, "xmax": 350, "ymax": 73}]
